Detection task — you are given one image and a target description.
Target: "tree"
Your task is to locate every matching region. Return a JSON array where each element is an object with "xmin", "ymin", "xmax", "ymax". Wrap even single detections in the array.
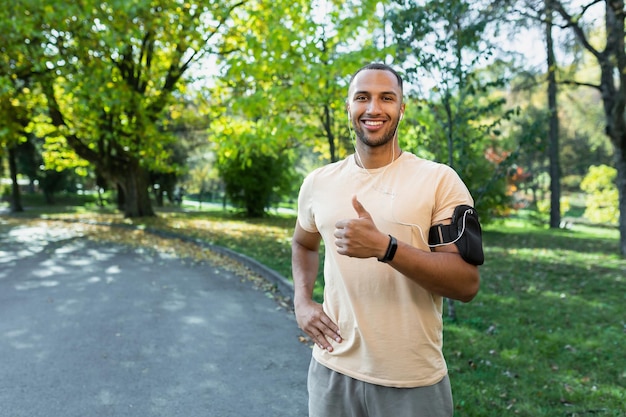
[
  {"xmin": 389, "ymin": 0, "xmax": 518, "ymax": 319},
  {"xmin": 208, "ymin": 0, "xmax": 389, "ymax": 216},
  {"xmin": 545, "ymin": 0, "xmax": 562, "ymax": 228},
  {"xmin": 0, "ymin": 11, "xmax": 34, "ymax": 213},
  {"xmin": 219, "ymin": 146, "xmax": 296, "ymax": 217},
  {"xmin": 7, "ymin": 0, "xmax": 244, "ymax": 217},
  {"xmin": 212, "ymin": 116, "xmax": 299, "ymax": 217},
  {"xmin": 503, "ymin": 3, "xmax": 613, "ymax": 212},
  {"xmin": 214, "ymin": 0, "xmax": 388, "ymax": 166},
  {"xmin": 550, "ymin": 1, "xmax": 626, "ymax": 256},
  {"xmin": 388, "ymin": 0, "xmax": 515, "ymax": 221},
  {"xmin": 6, "ymin": 147, "xmax": 24, "ymax": 212}
]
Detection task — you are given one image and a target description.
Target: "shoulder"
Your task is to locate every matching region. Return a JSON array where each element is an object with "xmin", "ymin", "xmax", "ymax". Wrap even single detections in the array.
[
  {"xmin": 399, "ymin": 152, "xmax": 460, "ymax": 178},
  {"xmin": 399, "ymin": 152, "xmax": 473, "ymax": 206},
  {"xmin": 303, "ymin": 156, "xmax": 353, "ymax": 182}
]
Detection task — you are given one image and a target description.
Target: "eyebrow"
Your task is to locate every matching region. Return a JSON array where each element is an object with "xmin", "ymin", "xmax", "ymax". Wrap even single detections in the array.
[{"xmin": 352, "ymin": 90, "xmax": 399, "ymax": 97}]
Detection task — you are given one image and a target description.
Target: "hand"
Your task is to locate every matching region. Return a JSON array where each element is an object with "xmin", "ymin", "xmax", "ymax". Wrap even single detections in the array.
[
  {"xmin": 334, "ymin": 195, "xmax": 387, "ymax": 259},
  {"xmin": 294, "ymin": 299, "xmax": 342, "ymax": 352}
]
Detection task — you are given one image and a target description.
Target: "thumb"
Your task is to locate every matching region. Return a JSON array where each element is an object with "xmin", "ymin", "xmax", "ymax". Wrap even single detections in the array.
[{"xmin": 352, "ymin": 195, "xmax": 371, "ymax": 219}]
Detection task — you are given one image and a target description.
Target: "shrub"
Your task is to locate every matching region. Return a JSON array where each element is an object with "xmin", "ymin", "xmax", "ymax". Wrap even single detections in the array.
[{"xmin": 580, "ymin": 164, "xmax": 618, "ymax": 225}]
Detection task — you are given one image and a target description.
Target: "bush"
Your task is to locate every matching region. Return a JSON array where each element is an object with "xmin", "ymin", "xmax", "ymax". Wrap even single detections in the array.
[
  {"xmin": 218, "ymin": 150, "xmax": 298, "ymax": 218},
  {"xmin": 580, "ymin": 165, "xmax": 618, "ymax": 225}
]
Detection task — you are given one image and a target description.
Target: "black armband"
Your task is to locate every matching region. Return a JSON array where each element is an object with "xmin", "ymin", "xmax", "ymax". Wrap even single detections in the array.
[{"xmin": 428, "ymin": 205, "xmax": 484, "ymax": 265}]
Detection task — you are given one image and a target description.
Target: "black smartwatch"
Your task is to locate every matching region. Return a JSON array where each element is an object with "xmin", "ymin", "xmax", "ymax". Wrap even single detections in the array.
[{"xmin": 378, "ymin": 235, "xmax": 398, "ymax": 263}]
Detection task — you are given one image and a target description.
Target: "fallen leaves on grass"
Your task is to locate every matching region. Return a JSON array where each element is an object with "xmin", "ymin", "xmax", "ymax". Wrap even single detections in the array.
[{"xmin": 6, "ymin": 217, "xmax": 293, "ymax": 310}]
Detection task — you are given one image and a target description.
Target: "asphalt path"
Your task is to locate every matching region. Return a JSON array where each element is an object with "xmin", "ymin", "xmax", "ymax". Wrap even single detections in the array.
[{"xmin": 0, "ymin": 221, "xmax": 311, "ymax": 417}]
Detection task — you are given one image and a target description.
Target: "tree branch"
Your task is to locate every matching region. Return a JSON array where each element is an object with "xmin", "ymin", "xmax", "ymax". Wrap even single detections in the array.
[
  {"xmin": 40, "ymin": 74, "xmax": 99, "ymax": 163},
  {"xmin": 558, "ymin": 78, "xmax": 602, "ymax": 91},
  {"xmin": 550, "ymin": 0, "xmax": 602, "ymax": 60}
]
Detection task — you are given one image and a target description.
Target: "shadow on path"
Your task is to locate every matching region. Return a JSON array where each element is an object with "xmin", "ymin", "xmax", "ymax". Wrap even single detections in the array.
[{"xmin": 0, "ymin": 222, "xmax": 310, "ymax": 417}]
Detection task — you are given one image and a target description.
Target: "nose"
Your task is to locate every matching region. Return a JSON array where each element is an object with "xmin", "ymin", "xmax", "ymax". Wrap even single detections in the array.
[{"xmin": 366, "ymin": 99, "xmax": 382, "ymax": 115}]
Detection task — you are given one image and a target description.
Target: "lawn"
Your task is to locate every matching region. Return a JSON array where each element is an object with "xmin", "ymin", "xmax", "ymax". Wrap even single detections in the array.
[
  {"xmin": 2, "ymin": 199, "xmax": 625, "ymax": 416},
  {"xmin": 449, "ymin": 221, "xmax": 625, "ymax": 416}
]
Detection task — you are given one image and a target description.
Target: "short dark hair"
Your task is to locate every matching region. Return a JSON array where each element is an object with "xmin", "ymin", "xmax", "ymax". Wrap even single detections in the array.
[{"xmin": 349, "ymin": 63, "xmax": 403, "ymax": 93}]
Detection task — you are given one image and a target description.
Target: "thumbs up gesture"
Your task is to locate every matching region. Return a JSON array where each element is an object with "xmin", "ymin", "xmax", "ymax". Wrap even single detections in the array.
[{"xmin": 334, "ymin": 195, "xmax": 388, "ymax": 259}]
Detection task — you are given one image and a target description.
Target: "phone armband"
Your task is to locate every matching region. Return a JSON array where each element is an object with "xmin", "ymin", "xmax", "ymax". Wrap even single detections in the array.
[{"xmin": 428, "ymin": 204, "xmax": 484, "ymax": 265}]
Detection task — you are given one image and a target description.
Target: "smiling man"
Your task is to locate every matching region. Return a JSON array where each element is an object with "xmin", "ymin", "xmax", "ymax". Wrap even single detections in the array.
[{"xmin": 291, "ymin": 63, "xmax": 483, "ymax": 417}]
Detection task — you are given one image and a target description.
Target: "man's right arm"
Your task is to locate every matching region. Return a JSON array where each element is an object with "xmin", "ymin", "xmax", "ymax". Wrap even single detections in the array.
[{"xmin": 291, "ymin": 221, "xmax": 342, "ymax": 352}]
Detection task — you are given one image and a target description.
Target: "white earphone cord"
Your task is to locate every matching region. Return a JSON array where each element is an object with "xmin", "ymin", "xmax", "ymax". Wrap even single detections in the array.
[
  {"xmin": 348, "ymin": 112, "xmax": 399, "ymax": 179},
  {"xmin": 391, "ymin": 203, "xmax": 471, "ymax": 249}
]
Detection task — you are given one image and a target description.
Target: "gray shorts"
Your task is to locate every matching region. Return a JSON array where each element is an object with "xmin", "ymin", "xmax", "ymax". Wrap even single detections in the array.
[{"xmin": 307, "ymin": 358, "xmax": 453, "ymax": 417}]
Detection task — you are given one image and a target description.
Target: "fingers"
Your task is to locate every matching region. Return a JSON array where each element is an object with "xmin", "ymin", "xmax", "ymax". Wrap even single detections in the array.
[
  {"xmin": 334, "ymin": 195, "xmax": 381, "ymax": 258},
  {"xmin": 311, "ymin": 320, "xmax": 342, "ymax": 352},
  {"xmin": 295, "ymin": 302, "xmax": 342, "ymax": 352},
  {"xmin": 310, "ymin": 315, "xmax": 342, "ymax": 352},
  {"xmin": 352, "ymin": 195, "xmax": 371, "ymax": 219}
]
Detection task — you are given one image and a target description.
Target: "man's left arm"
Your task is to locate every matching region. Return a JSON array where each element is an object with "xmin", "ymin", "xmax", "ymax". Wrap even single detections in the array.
[
  {"xmin": 390, "ymin": 237, "xmax": 479, "ymax": 302},
  {"xmin": 334, "ymin": 195, "xmax": 480, "ymax": 302}
]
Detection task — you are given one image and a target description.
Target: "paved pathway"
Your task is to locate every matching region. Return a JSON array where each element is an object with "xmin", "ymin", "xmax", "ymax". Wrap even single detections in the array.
[{"xmin": 0, "ymin": 221, "xmax": 310, "ymax": 417}]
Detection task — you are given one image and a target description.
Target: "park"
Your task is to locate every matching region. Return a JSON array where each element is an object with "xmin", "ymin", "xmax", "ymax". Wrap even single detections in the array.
[
  {"xmin": 2, "ymin": 1, "xmax": 626, "ymax": 416},
  {"xmin": 1, "ymin": 198, "xmax": 624, "ymax": 416}
]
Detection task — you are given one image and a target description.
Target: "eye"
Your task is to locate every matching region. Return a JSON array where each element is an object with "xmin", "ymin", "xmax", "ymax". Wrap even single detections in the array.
[{"xmin": 355, "ymin": 95, "xmax": 367, "ymax": 101}]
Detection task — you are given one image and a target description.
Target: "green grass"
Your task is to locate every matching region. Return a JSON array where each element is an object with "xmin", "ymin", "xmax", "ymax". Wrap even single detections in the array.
[
  {"xmin": 3, "ymin": 199, "xmax": 625, "ymax": 416},
  {"xmin": 448, "ymin": 220, "xmax": 625, "ymax": 416}
]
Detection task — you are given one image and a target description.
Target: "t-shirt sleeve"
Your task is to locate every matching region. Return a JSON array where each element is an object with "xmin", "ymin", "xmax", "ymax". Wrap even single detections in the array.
[
  {"xmin": 431, "ymin": 165, "xmax": 475, "ymax": 225},
  {"xmin": 296, "ymin": 171, "xmax": 319, "ymax": 233}
]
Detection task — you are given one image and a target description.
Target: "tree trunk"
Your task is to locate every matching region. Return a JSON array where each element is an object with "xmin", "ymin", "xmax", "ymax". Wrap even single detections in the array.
[
  {"xmin": 43, "ymin": 190, "xmax": 55, "ymax": 205},
  {"xmin": 546, "ymin": 1, "xmax": 561, "ymax": 228},
  {"xmin": 116, "ymin": 184, "xmax": 125, "ymax": 212},
  {"xmin": 615, "ymin": 147, "xmax": 626, "ymax": 255},
  {"xmin": 155, "ymin": 187, "xmax": 164, "ymax": 207},
  {"xmin": 601, "ymin": 0, "xmax": 626, "ymax": 256},
  {"xmin": 324, "ymin": 104, "xmax": 337, "ymax": 163},
  {"xmin": 8, "ymin": 147, "xmax": 24, "ymax": 213},
  {"xmin": 443, "ymin": 92, "xmax": 457, "ymax": 320},
  {"xmin": 116, "ymin": 161, "xmax": 155, "ymax": 218}
]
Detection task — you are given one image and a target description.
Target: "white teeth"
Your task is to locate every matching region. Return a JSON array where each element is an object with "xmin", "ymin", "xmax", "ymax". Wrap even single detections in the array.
[{"xmin": 364, "ymin": 121, "xmax": 383, "ymax": 126}]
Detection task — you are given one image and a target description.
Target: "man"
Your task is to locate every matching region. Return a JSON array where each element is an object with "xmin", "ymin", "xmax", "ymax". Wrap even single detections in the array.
[{"xmin": 291, "ymin": 62, "xmax": 482, "ymax": 417}]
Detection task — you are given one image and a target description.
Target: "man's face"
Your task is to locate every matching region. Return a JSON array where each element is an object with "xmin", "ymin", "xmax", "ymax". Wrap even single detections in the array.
[{"xmin": 347, "ymin": 69, "xmax": 404, "ymax": 147}]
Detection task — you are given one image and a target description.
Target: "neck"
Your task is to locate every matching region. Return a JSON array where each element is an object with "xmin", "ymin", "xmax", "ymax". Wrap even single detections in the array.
[{"xmin": 354, "ymin": 143, "xmax": 402, "ymax": 169}]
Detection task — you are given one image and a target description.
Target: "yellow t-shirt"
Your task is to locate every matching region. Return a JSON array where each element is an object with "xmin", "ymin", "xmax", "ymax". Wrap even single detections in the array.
[{"xmin": 296, "ymin": 152, "xmax": 474, "ymax": 388}]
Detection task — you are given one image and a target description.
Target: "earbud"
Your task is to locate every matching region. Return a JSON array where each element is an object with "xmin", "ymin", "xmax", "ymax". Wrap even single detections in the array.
[{"xmin": 400, "ymin": 112, "xmax": 404, "ymax": 121}]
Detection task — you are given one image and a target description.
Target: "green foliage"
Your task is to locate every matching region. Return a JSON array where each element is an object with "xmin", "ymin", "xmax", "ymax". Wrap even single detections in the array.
[
  {"xmin": 183, "ymin": 156, "xmax": 221, "ymax": 202},
  {"xmin": 580, "ymin": 165, "xmax": 619, "ymax": 225},
  {"xmin": 389, "ymin": 1, "xmax": 515, "ymax": 222},
  {"xmin": 213, "ymin": 118, "xmax": 300, "ymax": 217},
  {"xmin": 214, "ymin": 0, "xmax": 389, "ymax": 165},
  {"xmin": 531, "ymin": 196, "xmax": 572, "ymax": 226},
  {"xmin": 398, "ymin": 71, "xmax": 513, "ymax": 222},
  {"xmin": 389, "ymin": 0, "xmax": 491, "ymax": 76},
  {"xmin": 219, "ymin": 150, "xmax": 296, "ymax": 217},
  {"xmin": 2, "ymin": 0, "xmax": 248, "ymax": 217},
  {"xmin": 558, "ymin": 87, "xmax": 613, "ymax": 177},
  {"xmin": 537, "ymin": 196, "xmax": 571, "ymax": 216},
  {"xmin": 3, "ymin": 0, "xmax": 620, "ymax": 228},
  {"xmin": 206, "ymin": 0, "xmax": 394, "ymax": 217}
]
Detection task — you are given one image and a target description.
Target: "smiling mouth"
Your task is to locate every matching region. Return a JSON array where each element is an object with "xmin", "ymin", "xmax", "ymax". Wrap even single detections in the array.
[{"xmin": 363, "ymin": 120, "xmax": 384, "ymax": 126}]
